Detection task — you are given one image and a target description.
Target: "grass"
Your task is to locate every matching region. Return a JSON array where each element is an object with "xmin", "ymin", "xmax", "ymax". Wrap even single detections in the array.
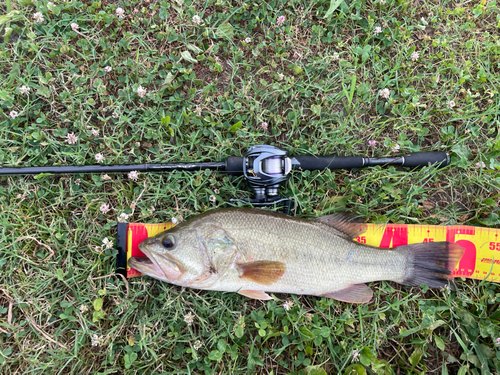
[{"xmin": 1, "ymin": 0, "xmax": 500, "ymax": 373}]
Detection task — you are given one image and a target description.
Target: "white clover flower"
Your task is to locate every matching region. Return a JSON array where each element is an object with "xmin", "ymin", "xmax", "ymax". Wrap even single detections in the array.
[
  {"xmin": 391, "ymin": 144, "xmax": 400, "ymax": 153},
  {"xmin": 91, "ymin": 334, "xmax": 103, "ymax": 347},
  {"xmin": 118, "ymin": 213, "xmax": 130, "ymax": 222},
  {"xmin": 283, "ymin": 300, "xmax": 294, "ymax": 311},
  {"xmin": 95, "ymin": 153, "xmax": 105, "ymax": 163},
  {"xmin": 79, "ymin": 305, "xmax": 88, "ymax": 313},
  {"xmin": 352, "ymin": 349, "xmax": 360, "ymax": 362},
  {"xmin": 277, "ymin": 73, "xmax": 284, "ymax": 81},
  {"xmin": 194, "ymin": 106, "xmax": 202, "ymax": 116},
  {"xmin": 66, "ymin": 132, "xmax": 78, "ymax": 144},
  {"xmin": 104, "ymin": 66, "xmax": 112, "ymax": 73},
  {"xmin": 260, "ymin": 122, "xmax": 268, "ymax": 130},
  {"xmin": 102, "ymin": 237, "xmax": 113, "ymax": 249},
  {"xmin": 192, "ymin": 15, "xmax": 202, "ymax": 25},
  {"xmin": 374, "ymin": 26, "xmax": 382, "ymax": 35},
  {"xmin": 184, "ymin": 312, "xmax": 195, "ymax": 326},
  {"xmin": 19, "ymin": 85, "xmax": 31, "ymax": 95},
  {"xmin": 447, "ymin": 100, "xmax": 456, "ymax": 109},
  {"xmin": 475, "ymin": 161, "xmax": 486, "ymax": 168},
  {"xmin": 244, "ymin": 37, "xmax": 251, "ymax": 43},
  {"xmin": 137, "ymin": 86, "xmax": 147, "ymax": 98},
  {"xmin": 115, "ymin": 7, "xmax": 125, "ymax": 19},
  {"xmin": 193, "ymin": 340, "xmax": 203, "ymax": 350},
  {"xmin": 100, "ymin": 204, "xmax": 110, "ymax": 214},
  {"xmin": 128, "ymin": 170, "xmax": 139, "ymax": 181},
  {"xmin": 332, "ymin": 52, "xmax": 340, "ymax": 60},
  {"xmin": 71, "ymin": 22, "xmax": 79, "ymax": 31},
  {"xmin": 112, "ymin": 111, "xmax": 120, "ymax": 119},
  {"xmin": 411, "ymin": 51, "xmax": 420, "ymax": 61},
  {"xmin": 379, "ymin": 88, "xmax": 390, "ymax": 99},
  {"xmin": 91, "ymin": 128, "xmax": 100, "ymax": 136},
  {"xmin": 9, "ymin": 111, "xmax": 19, "ymax": 119},
  {"xmin": 33, "ymin": 12, "xmax": 44, "ymax": 23}
]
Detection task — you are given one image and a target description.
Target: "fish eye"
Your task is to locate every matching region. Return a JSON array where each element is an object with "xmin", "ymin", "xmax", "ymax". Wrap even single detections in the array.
[{"xmin": 162, "ymin": 235, "xmax": 175, "ymax": 250}]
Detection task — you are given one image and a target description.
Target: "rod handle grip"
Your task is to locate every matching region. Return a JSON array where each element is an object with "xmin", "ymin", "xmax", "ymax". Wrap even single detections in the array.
[
  {"xmin": 293, "ymin": 156, "xmax": 364, "ymax": 170},
  {"xmin": 402, "ymin": 152, "xmax": 450, "ymax": 168}
]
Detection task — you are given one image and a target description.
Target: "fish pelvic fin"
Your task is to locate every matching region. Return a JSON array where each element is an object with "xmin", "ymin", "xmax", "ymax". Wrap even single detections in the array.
[
  {"xmin": 321, "ymin": 283, "xmax": 373, "ymax": 304},
  {"xmin": 397, "ymin": 242, "xmax": 465, "ymax": 289},
  {"xmin": 314, "ymin": 212, "xmax": 367, "ymax": 239},
  {"xmin": 238, "ymin": 290, "xmax": 272, "ymax": 300},
  {"xmin": 236, "ymin": 261, "xmax": 286, "ymax": 286}
]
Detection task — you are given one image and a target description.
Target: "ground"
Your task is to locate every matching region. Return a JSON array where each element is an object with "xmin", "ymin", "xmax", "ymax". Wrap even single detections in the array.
[{"xmin": 0, "ymin": 0, "xmax": 499, "ymax": 373}]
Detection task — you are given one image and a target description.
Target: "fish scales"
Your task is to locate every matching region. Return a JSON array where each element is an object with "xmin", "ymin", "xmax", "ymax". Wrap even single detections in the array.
[
  {"xmin": 200, "ymin": 209, "xmax": 406, "ymax": 295},
  {"xmin": 129, "ymin": 208, "xmax": 464, "ymax": 303}
]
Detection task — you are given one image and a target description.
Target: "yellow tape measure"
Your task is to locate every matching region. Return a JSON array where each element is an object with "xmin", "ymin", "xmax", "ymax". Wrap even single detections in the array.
[
  {"xmin": 126, "ymin": 222, "xmax": 500, "ymax": 283},
  {"xmin": 357, "ymin": 223, "xmax": 499, "ymax": 282}
]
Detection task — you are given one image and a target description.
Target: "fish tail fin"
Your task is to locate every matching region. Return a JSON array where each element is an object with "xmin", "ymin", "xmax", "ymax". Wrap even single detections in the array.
[{"xmin": 397, "ymin": 242, "xmax": 465, "ymax": 289}]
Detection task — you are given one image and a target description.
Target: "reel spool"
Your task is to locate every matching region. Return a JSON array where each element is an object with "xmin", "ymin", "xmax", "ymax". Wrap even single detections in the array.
[{"xmin": 230, "ymin": 145, "xmax": 299, "ymax": 213}]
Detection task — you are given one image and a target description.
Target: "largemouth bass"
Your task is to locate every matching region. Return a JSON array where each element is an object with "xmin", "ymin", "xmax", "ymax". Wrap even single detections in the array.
[{"xmin": 128, "ymin": 208, "xmax": 464, "ymax": 303}]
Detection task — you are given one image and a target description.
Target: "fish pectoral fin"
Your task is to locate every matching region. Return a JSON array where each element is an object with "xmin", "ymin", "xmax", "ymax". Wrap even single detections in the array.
[
  {"xmin": 321, "ymin": 284, "xmax": 373, "ymax": 304},
  {"xmin": 238, "ymin": 290, "xmax": 273, "ymax": 300},
  {"xmin": 314, "ymin": 212, "xmax": 367, "ymax": 239},
  {"xmin": 236, "ymin": 261, "xmax": 286, "ymax": 286}
]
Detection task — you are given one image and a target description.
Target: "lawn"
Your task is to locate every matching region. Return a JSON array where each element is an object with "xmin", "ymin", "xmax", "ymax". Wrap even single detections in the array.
[{"xmin": 1, "ymin": 0, "xmax": 500, "ymax": 373}]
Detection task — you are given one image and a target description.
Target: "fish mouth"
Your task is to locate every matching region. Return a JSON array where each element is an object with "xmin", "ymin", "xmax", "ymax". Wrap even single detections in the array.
[
  {"xmin": 128, "ymin": 255, "xmax": 170, "ymax": 282},
  {"xmin": 128, "ymin": 239, "xmax": 182, "ymax": 281}
]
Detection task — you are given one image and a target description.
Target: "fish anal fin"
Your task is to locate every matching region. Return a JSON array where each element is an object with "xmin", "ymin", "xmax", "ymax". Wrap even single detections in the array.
[
  {"xmin": 236, "ymin": 261, "xmax": 286, "ymax": 286},
  {"xmin": 321, "ymin": 283, "xmax": 373, "ymax": 304},
  {"xmin": 315, "ymin": 212, "xmax": 367, "ymax": 239},
  {"xmin": 238, "ymin": 290, "xmax": 272, "ymax": 300}
]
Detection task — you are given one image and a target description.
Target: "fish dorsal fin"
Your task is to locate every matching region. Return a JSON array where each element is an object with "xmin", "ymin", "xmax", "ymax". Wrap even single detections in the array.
[
  {"xmin": 236, "ymin": 261, "xmax": 286, "ymax": 286},
  {"xmin": 314, "ymin": 212, "xmax": 367, "ymax": 239},
  {"xmin": 238, "ymin": 290, "xmax": 273, "ymax": 300},
  {"xmin": 321, "ymin": 284, "xmax": 373, "ymax": 304}
]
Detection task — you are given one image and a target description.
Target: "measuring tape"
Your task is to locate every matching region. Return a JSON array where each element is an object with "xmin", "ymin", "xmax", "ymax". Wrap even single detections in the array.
[{"xmin": 118, "ymin": 222, "xmax": 500, "ymax": 283}]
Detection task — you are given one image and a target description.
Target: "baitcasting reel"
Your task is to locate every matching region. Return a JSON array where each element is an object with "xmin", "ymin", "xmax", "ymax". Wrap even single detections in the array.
[
  {"xmin": 230, "ymin": 145, "xmax": 300, "ymax": 213},
  {"xmin": 229, "ymin": 145, "xmax": 299, "ymax": 212}
]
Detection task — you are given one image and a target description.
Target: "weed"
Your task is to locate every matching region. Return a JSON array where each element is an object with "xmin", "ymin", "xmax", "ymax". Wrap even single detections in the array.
[{"xmin": 0, "ymin": 0, "xmax": 499, "ymax": 373}]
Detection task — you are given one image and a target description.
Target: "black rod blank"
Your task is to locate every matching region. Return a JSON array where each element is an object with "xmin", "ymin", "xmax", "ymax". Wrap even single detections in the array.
[{"xmin": 0, "ymin": 161, "xmax": 227, "ymax": 176}]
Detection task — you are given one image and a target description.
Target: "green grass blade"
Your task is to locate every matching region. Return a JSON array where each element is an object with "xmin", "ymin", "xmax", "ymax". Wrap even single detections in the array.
[{"xmin": 324, "ymin": 0, "xmax": 345, "ymax": 19}]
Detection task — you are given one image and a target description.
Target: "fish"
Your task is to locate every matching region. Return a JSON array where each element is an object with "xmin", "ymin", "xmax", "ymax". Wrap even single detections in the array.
[{"xmin": 128, "ymin": 208, "xmax": 465, "ymax": 303}]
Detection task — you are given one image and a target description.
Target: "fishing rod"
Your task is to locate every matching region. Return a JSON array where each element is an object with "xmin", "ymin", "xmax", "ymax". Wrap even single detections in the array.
[{"xmin": 0, "ymin": 145, "xmax": 449, "ymax": 212}]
